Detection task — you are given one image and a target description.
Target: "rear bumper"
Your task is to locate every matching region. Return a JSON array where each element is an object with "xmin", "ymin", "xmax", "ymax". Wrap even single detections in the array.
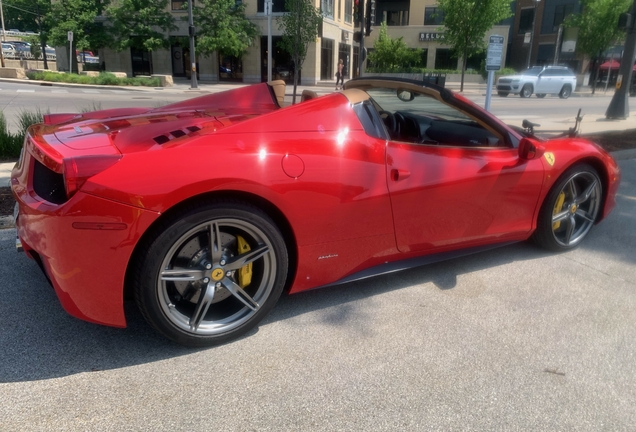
[{"xmin": 13, "ymin": 186, "xmax": 160, "ymax": 327}]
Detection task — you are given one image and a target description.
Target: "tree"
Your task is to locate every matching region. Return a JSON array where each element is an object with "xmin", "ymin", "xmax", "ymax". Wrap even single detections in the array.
[
  {"xmin": 565, "ymin": 0, "xmax": 631, "ymax": 92},
  {"xmin": 277, "ymin": 0, "xmax": 322, "ymax": 104},
  {"xmin": 367, "ymin": 22, "xmax": 422, "ymax": 72},
  {"xmin": 47, "ymin": 0, "xmax": 112, "ymax": 72},
  {"xmin": 106, "ymin": 0, "xmax": 177, "ymax": 52},
  {"xmin": 3, "ymin": 0, "xmax": 53, "ymax": 69},
  {"xmin": 437, "ymin": 0, "xmax": 512, "ymax": 91},
  {"xmin": 192, "ymin": 0, "xmax": 259, "ymax": 60}
]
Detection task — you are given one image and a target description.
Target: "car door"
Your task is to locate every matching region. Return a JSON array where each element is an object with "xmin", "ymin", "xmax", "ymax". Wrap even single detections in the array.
[
  {"xmin": 366, "ymin": 86, "xmax": 545, "ymax": 254},
  {"xmin": 535, "ymin": 70, "xmax": 553, "ymax": 94}
]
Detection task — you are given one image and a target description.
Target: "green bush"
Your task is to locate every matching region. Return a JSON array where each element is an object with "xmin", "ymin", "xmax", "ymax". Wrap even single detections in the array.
[
  {"xmin": 26, "ymin": 71, "xmax": 160, "ymax": 87},
  {"xmin": 0, "ymin": 109, "xmax": 47, "ymax": 159},
  {"xmin": 0, "ymin": 112, "xmax": 24, "ymax": 160},
  {"xmin": 479, "ymin": 59, "xmax": 517, "ymax": 80}
]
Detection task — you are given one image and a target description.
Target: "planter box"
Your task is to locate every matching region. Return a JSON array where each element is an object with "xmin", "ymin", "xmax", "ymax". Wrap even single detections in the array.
[{"xmin": 0, "ymin": 68, "xmax": 26, "ymax": 79}]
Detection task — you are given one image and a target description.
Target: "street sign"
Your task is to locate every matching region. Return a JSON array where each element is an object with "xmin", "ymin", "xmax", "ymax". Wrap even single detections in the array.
[
  {"xmin": 486, "ymin": 35, "xmax": 504, "ymax": 71},
  {"xmin": 524, "ymin": 32, "xmax": 531, "ymax": 44},
  {"xmin": 67, "ymin": 31, "xmax": 73, "ymax": 42}
]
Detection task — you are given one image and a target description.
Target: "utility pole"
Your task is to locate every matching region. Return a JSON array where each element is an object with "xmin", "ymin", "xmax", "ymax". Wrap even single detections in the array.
[
  {"xmin": 0, "ymin": 0, "xmax": 6, "ymax": 67},
  {"xmin": 606, "ymin": 0, "xmax": 636, "ymax": 119},
  {"xmin": 188, "ymin": 0, "xmax": 198, "ymax": 89},
  {"xmin": 526, "ymin": 0, "xmax": 540, "ymax": 68},
  {"xmin": 267, "ymin": 0, "xmax": 272, "ymax": 82},
  {"xmin": 357, "ymin": 0, "xmax": 365, "ymax": 77}
]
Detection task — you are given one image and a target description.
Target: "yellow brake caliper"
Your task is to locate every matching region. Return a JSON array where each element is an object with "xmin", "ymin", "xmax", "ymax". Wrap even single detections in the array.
[
  {"xmin": 236, "ymin": 235, "xmax": 253, "ymax": 288},
  {"xmin": 552, "ymin": 192, "xmax": 566, "ymax": 230}
]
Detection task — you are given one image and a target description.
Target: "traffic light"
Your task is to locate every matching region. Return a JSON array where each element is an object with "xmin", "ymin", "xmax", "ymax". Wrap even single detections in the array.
[
  {"xmin": 365, "ymin": 0, "xmax": 376, "ymax": 36},
  {"xmin": 354, "ymin": 0, "xmax": 360, "ymax": 23},
  {"xmin": 353, "ymin": 31, "xmax": 362, "ymax": 43}
]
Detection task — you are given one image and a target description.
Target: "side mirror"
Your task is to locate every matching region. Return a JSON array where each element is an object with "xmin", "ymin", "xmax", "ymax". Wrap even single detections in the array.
[
  {"xmin": 518, "ymin": 137, "xmax": 545, "ymax": 160},
  {"xmin": 397, "ymin": 89, "xmax": 415, "ymax": 102}
]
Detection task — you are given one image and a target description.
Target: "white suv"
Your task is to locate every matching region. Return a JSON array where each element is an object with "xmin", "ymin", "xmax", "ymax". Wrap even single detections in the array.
[{"xmin": 496, "ymin": 66, "xmax": 577, "ymax": 99}]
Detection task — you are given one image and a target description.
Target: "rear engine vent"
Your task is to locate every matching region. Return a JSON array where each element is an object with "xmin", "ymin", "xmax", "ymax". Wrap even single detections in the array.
[
  {"xmin": 33, "ymin": 159, "xmax": 67, "ymax": 204},
  {"xmin": 154, "ymin": 135, "xmax": 170, "ymax": 144},
  {"xmin": 153, "ymin": 126, "xmax": 201, "ymax": 145}
]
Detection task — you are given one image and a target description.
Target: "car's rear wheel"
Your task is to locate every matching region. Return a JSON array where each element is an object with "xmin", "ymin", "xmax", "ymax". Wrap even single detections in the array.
[
  {"xmin": 520, "ymin": 84, "xmax": 533, "ymax": 98},
  {"xmin": 533, "ymin": 164, "xmax": 602, "ymax": 251},
  {"xmin": 536, "ymin": 93, "xmax": 546, "ymax": 98},
  {"xmin": 134, "ymin": 200, "xmax": 288, "ymax": 347},
  {"xmin": 498, "ymin": 91, "xmax": 509, "ymax": 97},
  {"xmin": 559, "ymin": 85, "xmax": 572, "ymax": 99}
]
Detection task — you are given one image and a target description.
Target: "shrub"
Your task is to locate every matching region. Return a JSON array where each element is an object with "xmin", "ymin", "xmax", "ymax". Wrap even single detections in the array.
[
  {"xmin": 0, "ymin": 112, "xmax": 24, "ymax": 160},
  {"xmin": 26, "ymin": 71, "xmax": 160, "ymax": 87}
]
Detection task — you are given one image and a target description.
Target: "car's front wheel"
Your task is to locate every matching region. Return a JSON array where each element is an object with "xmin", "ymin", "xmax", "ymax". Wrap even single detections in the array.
[
  {"xmin": 533, "ymin": 164, "xmax": 602, "ymax": 251},
  {"xmin": 520, "ymin": 84, "xmax": 533, "ymax": 98},
  {"xmin": 134, "ymin": 200, "xmax": 289, "ymax": 347},
  {"xmin": 559, "ymin": 85, "xmax": 572, "ymax": 99}
]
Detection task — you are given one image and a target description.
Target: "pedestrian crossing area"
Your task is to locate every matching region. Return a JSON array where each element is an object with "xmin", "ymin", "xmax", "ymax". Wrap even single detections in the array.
[{"xmin": 0, "ymin": 88, "xmax": 135, "ymax": 95}]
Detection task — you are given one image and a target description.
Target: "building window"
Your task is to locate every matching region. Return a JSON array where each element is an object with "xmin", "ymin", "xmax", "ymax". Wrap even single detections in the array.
[
  {"xmin": 321, "ymin": 38, "xmax": 334, "ymax": 80},
  {"xmin": 424, "ymin": 7, "xmax": 444, "ymax": 26},
  {"xmin": 518, "ymin": 8, "xmax": 534, "ymax": 34},
  {"xmin": 382, "ymin": 10, "xmax": 409, "ymax": 26},
  {"xmin": 171, "ymin": 0, "xmax": 187, "ymax": 11},
  {"xmin": 257, "ymin": 0, "xmax": 287, "ymax": 13},
  {"xmin": 345, "ymin": 0, "xmax": 352, "ymax": 23},
  {"xmin": 553, "ymin": 4, "xmax": 574, "ymax": 30},
  {"xmin": 322, "ymin": 0, "xmax": 334, "ymax": 18},
  {"xmin": 434, "ymin": 48, "xmax": 455, "ymax": 70}
]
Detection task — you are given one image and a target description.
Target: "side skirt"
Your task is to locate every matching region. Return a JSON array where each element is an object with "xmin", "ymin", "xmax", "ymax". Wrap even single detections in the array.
[{"xmin": 318, "ymin": 241, "xmax": 519, "ymax": 289}]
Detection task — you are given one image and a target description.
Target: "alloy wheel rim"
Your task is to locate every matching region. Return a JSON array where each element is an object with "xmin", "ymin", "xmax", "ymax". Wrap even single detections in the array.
[
  {"xmin": 156, "ymin": 218, "xmax": 277, "ymax": 335},
  {"xmin": 550, "ymin": 171, "xmax": 601, "ymax": 247}
]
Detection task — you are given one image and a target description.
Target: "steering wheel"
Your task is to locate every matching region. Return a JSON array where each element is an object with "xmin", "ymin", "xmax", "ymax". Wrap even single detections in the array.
[{"xmin": 379, "ymin": 110, "xmax": 397, "ymax": 138}]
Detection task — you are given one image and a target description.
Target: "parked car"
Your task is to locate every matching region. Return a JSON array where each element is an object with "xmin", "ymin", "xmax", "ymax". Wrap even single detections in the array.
[
  {"xmin": 2, "ymin": 43, "xmax": 17, "ymax": 59},
  {"xmin": 11, "ymin": 77, "xmax": 621, "ymax": 347},
  {"xmin": 496, "ymin": 66, "xmax": 577, "ymax": 99}
]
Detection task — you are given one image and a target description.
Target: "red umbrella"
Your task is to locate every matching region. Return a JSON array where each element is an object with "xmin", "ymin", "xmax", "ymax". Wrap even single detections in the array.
[{"xmin": 599, "ymin": 60, "xmax": 620, "ymax": 70}]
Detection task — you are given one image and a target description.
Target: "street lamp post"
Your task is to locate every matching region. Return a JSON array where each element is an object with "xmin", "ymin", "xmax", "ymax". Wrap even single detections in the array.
[{"xmin": 526, "ymin": 0, "xmax": 540, "ymax": 69}]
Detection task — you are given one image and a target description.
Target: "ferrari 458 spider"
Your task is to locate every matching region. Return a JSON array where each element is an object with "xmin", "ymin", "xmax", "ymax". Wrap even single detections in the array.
[{"xmin": 11, "ymin": 78, "xmax": 621, "ymax": 346}]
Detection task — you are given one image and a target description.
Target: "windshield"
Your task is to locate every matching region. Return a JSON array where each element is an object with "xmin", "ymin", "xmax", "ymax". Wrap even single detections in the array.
[
  {"xmin": 366, "ymin": 88, "xmax": 472, "ymax": 122},
  {"xmin": 521, "ymin": 67, "xmax": 543, "ymax": 76}
]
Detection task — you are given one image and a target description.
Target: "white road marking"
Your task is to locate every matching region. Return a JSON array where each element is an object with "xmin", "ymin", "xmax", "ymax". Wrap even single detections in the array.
[
  {"xmin": 16, "ymin": 89, "xmax": 35, "ymax": 93},
  {"xmin": 81, "ymin": 89, "xmax": 100, "ymax": 94},
  {"xmin": 52, "ymin": 90, "xmax": 69, "ymax": 93}
]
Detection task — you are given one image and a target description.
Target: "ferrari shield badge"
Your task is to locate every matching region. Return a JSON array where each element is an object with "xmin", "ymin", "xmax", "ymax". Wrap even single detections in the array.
[{"xmin": 544, "ymin": 152, "xmax": 555, "ymax": 166}]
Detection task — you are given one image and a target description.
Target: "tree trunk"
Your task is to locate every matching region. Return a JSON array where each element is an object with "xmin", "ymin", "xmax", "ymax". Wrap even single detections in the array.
[
  {"xmin": 460, "ymin": 50, "xmax": 467, "ymax": 92},
  {"xmin": 217, "ymin": 52, "xmax": 221, "ymax": 83}
]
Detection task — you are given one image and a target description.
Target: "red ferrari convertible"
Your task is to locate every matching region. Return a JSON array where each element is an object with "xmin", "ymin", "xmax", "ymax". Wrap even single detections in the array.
[{"xmin": 11, "ymin": 78, "xmax": 621, "ymax": 346}]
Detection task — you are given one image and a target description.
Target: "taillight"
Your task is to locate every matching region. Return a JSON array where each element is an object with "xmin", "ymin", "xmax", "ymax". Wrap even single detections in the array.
[{"xmin": 62, "ymin": 155, "xmax": 122, "ymax": 198}]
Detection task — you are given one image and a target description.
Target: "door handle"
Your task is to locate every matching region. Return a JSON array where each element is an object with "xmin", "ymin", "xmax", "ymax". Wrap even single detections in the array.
[{"xmin": 391, "ymin": 169, "xmax": 411, "ymax": 181}]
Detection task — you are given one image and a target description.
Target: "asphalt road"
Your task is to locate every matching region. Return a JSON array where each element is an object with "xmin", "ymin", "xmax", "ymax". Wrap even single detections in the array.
[
  {"xmin": 0, "ymin": 158, "xmax": 634, "ymax": 430},
  {"xmin": 2, "ymin": 80, "xmax": 634, "ymax": 134}
]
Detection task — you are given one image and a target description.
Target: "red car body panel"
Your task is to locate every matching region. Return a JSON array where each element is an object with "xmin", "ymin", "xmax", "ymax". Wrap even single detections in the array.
[{"xmin": 11, "ymin": 80, "xmax": 621, "ymax": 328}]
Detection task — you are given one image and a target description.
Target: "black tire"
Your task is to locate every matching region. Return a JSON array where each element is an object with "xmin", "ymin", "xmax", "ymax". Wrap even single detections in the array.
[
  {"xmin": 498, "ymin": 91, "xmax": 509, "ymax": 97},
  {"xmin": 134, "ymin": 200, "xmax": 288, "ymax": 347},
  {"xmin": 559, "ymin": 85, "xmax": 572, "ymax": 99},
  {"xmin": 520, "ymin": 84, "xmax": 533, "ymax": 98},
  {"xmin": 536, "ymin": 93, "xmax": 546, "ymax": 98},
  {"xmin": 533, "ymin": 164, "xmax": 603, "ymax": 252}
]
